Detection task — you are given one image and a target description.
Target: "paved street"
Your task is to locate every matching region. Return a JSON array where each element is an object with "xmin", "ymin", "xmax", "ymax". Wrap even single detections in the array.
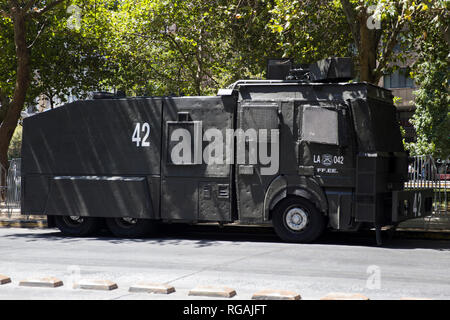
[{"xmin": 0, "ymin": 226, "xmax": 449, "ymax": 300}]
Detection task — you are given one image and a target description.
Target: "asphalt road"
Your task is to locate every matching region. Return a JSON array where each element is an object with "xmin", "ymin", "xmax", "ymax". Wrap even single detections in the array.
[{"xmin": 0, "ymin": 226, "xmax": 449, "ymax": 300}]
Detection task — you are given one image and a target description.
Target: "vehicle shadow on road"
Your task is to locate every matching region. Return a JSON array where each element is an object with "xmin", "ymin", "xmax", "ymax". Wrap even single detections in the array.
[{"xmin": 2, "ymin": 225, "xmax": 450, "ymax": 250}]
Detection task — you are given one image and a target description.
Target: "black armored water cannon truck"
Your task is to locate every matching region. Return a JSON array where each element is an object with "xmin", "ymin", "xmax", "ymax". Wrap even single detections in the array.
[{"xmin": 21, "ymin": 57, "xmax": 433, "ymax": 244}]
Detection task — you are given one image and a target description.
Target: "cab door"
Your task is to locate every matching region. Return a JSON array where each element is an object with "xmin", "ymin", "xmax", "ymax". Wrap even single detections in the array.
[{"xmin": 297, "ymin": 102, "xmax": 356, "ymax": 229}]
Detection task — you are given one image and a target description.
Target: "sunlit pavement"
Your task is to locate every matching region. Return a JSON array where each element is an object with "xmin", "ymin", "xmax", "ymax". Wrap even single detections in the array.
[{"xmin": 0, "ymin": 227, "xmax": 449, "ymax": 300}]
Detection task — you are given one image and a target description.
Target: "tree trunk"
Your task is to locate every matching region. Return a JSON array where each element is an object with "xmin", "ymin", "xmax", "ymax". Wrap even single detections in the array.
[
  {"xmin": 358, "ymin": 12, "xmax": 378, "ymax": 84},
  {"xmin": 0, "ymin": 9, "xmax": 31, "ymax": 177},
  {"xmin": 0, "ymin": 89, "xmax": 10, "ymax": 123},
  {"xmin": 340, "ymin": 0, "xmax": 381, "ymax": 85}
]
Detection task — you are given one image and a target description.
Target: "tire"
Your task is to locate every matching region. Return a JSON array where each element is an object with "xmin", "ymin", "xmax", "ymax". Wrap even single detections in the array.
[
  {"xmin": 105, "ymin": 217, "xmax": 157, "ymax": 238},
  {"xmin": 54, "ymin": 216, "xmax": 100, "ymax": 237},
  {"xmin": 272, "ymin": 197, "xmax": 325, "ymax": 243}
]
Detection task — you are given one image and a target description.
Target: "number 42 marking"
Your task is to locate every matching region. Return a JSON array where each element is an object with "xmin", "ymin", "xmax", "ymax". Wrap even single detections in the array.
[{"xmin": 132, "ymin": 122, "xmax": 151, "ymax": 147}]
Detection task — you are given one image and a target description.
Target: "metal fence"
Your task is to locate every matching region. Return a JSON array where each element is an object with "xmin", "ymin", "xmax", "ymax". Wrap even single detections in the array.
[
  {"xmin": 405, "ymin": 155, "xmax": 448, "ymax": 216},
  {"xmin": 0, "ymin": 162, "xmax": 6, "ymax": 202},
  {"xmin": 1, "ymin": 159, "xmax": 21, "ymax": 218}
]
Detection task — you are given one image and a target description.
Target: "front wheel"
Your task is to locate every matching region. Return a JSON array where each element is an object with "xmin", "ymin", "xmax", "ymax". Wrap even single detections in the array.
[
  {"xmin": 272, "ymin": 197, "xmax": 325, "ymax": 243},
  {"xmin": 106, "ymin": 217, "xmax": 157, "ymax": 238},
  {"xmin": 54, "ymin": 216, "xmax": 100, "ymax": 237}
]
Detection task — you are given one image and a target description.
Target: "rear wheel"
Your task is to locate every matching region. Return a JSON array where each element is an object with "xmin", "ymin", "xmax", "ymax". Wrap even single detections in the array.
[
  {"xmin": 272, "ymin": 197, "xmax": 325, "ymax": 243},
  {"xmin": 54, "ymin": 216, "xmax": 100, "ymax": 237},
  {"xmin": 106, "ymin": 217, "xmax": 157, "ymax": 238}
]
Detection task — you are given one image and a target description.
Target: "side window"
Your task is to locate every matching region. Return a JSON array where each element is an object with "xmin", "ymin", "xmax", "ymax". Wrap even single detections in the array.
[
  {"xmin": 240, "ymin": 102, "xmax": 279, "ymax": 142},
  {"xmin": 301, "ymin": 107, "xmax": 339, "ymax": 145}
]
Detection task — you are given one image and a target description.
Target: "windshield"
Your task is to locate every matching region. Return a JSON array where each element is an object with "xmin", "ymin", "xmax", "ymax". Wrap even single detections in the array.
[{"xmin": 351, "ymin": 98, "xmax": 404, "ymax": 153}]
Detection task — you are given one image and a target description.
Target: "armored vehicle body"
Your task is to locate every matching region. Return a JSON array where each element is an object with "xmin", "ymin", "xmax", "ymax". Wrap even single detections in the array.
[{"xmin": 21, "ymin": 58, "xmax": 433, "ymax": 243}]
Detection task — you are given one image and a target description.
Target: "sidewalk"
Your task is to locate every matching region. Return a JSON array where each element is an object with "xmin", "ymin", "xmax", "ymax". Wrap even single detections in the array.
[
  {"xmin": 395, "ymin": 215, "xmax": 450, "ymax": 239},
  {"xmin": 0, "ymin": 208, "xmax": 47, "ymax": 228},
  {"xmin": 398, "ymin": 215, "xmax": 450, "ymax": 232}
]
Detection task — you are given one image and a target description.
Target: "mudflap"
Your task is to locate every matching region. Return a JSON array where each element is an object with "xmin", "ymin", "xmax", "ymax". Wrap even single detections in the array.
[{"xmin": 392, "ymin": 188, "xmax": 434, "ymax": 223}]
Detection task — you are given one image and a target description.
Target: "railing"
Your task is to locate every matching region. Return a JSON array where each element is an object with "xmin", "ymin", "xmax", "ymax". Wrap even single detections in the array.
[
  {"xmin": 0, "ymin": 162, "xmax": 6, "ymax": 203},
  {"xmin": 405, "ymin": 155, "xmax": 448, "ymax": 216},
  {"xmin": 4, "ymin": 159, "xmax": 21, "ymax": 218}
]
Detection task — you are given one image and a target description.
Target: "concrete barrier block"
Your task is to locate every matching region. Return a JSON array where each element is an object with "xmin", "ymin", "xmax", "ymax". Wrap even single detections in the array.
[
  {"xmin": 252, "ymin": 289, "xmax": 301, "ymax": 300},
  {"xmin": 188, "ymin": 286, "xmax": 236, "ymax": 298},
  {"xmin": 19, "ymin": 277, "xmax": 63, "ymax": 288},
  {"xmin": 129, "ymin": 282, "xmax": 175, "ymax": 294},
  {"xmin": 75, "ymin": 279, "xmax": 118, "ymax": 291},
  {"xmin": 320, "ymin": 292, "xmax": 369, "ymax": 300},
  {"xmin": 0, "ymin": 275, "xmax": 11, "ymax": 285}
]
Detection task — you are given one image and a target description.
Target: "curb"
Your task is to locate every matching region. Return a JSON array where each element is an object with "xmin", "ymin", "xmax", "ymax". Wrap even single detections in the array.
[
  {"xmin": 0, "ymin": 219, "xmax": 47, "ymax": 228},
  {"xmin": 1, "ymin": 218, "xmax": 449, "ymax": 240},
  {"xmin": 395, "ymin": 230, "xmax": 450, "ymax": 240}
]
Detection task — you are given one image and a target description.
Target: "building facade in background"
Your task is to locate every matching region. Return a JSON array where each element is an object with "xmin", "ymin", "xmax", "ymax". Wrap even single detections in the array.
[{"xmin": 380, "ymin": 60, "xmax": 417, "ymax": 143}]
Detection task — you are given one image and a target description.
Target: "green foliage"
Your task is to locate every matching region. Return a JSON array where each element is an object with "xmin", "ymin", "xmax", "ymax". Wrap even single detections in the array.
[
  {"xmin": 404, "ymin": 1, "xmax": 450, "ymax": 158},
  {"xmin": 393, "ymin": 96, "xmax": 402, "ymax": 106},
  {"xmin": 73, "ymin": 0, "xmax": 281, "ymax": 96},
  {"xmin": 268, "ymin": 0, "xmax": 353, "ymax": 63},
  {"xmin": 29, "ymin": 4, "xmax": 111, "ymax": 107},
  {"xmin": 7, "ymin": 125, "xmax": 21, "ymax": 160},
  {"xmin": 0, "ymin": 0, "xmax": 448, "ymax": 159},
  {"xmin": 0, "ymin": 10, "xmax": 15, "ymax": 99},
  {"xmin": 370, "ymin": 0, "xmax": 449, "ymax": 75},
  {"xmin": 406, "ymin": 49, "xmax": 449, "ymax": 158},
  {"xmin": 0, "ymin": 1, "xmax": 109, "ymax": 108}
]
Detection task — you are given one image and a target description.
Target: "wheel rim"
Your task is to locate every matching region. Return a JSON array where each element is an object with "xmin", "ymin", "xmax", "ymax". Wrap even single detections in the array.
[
  {"xmin": 62, "ymin": 216, "xmax": 85, "ymax": 226},
  {"xmin": 116, "ymin": 217, "xmax": 138, "ymax": 228},
  {"xmin": 284, "ymin": 207, "xmax": 309, "ymax": 231}
]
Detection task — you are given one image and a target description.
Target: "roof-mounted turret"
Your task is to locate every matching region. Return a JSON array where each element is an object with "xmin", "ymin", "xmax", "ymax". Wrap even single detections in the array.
[{"xmin": 267, "ymin": 57, "xmax": 354, "ymax": 83}]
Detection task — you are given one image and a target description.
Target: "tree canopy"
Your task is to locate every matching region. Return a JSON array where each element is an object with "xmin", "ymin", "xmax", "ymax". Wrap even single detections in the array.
[
  {"xmin": 0, "ymin": 0, "xmax": 448, "ymax": 169},
  {"xmin": 404, "ymin": 0, "xmax": 449, "ymax": 158}
]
